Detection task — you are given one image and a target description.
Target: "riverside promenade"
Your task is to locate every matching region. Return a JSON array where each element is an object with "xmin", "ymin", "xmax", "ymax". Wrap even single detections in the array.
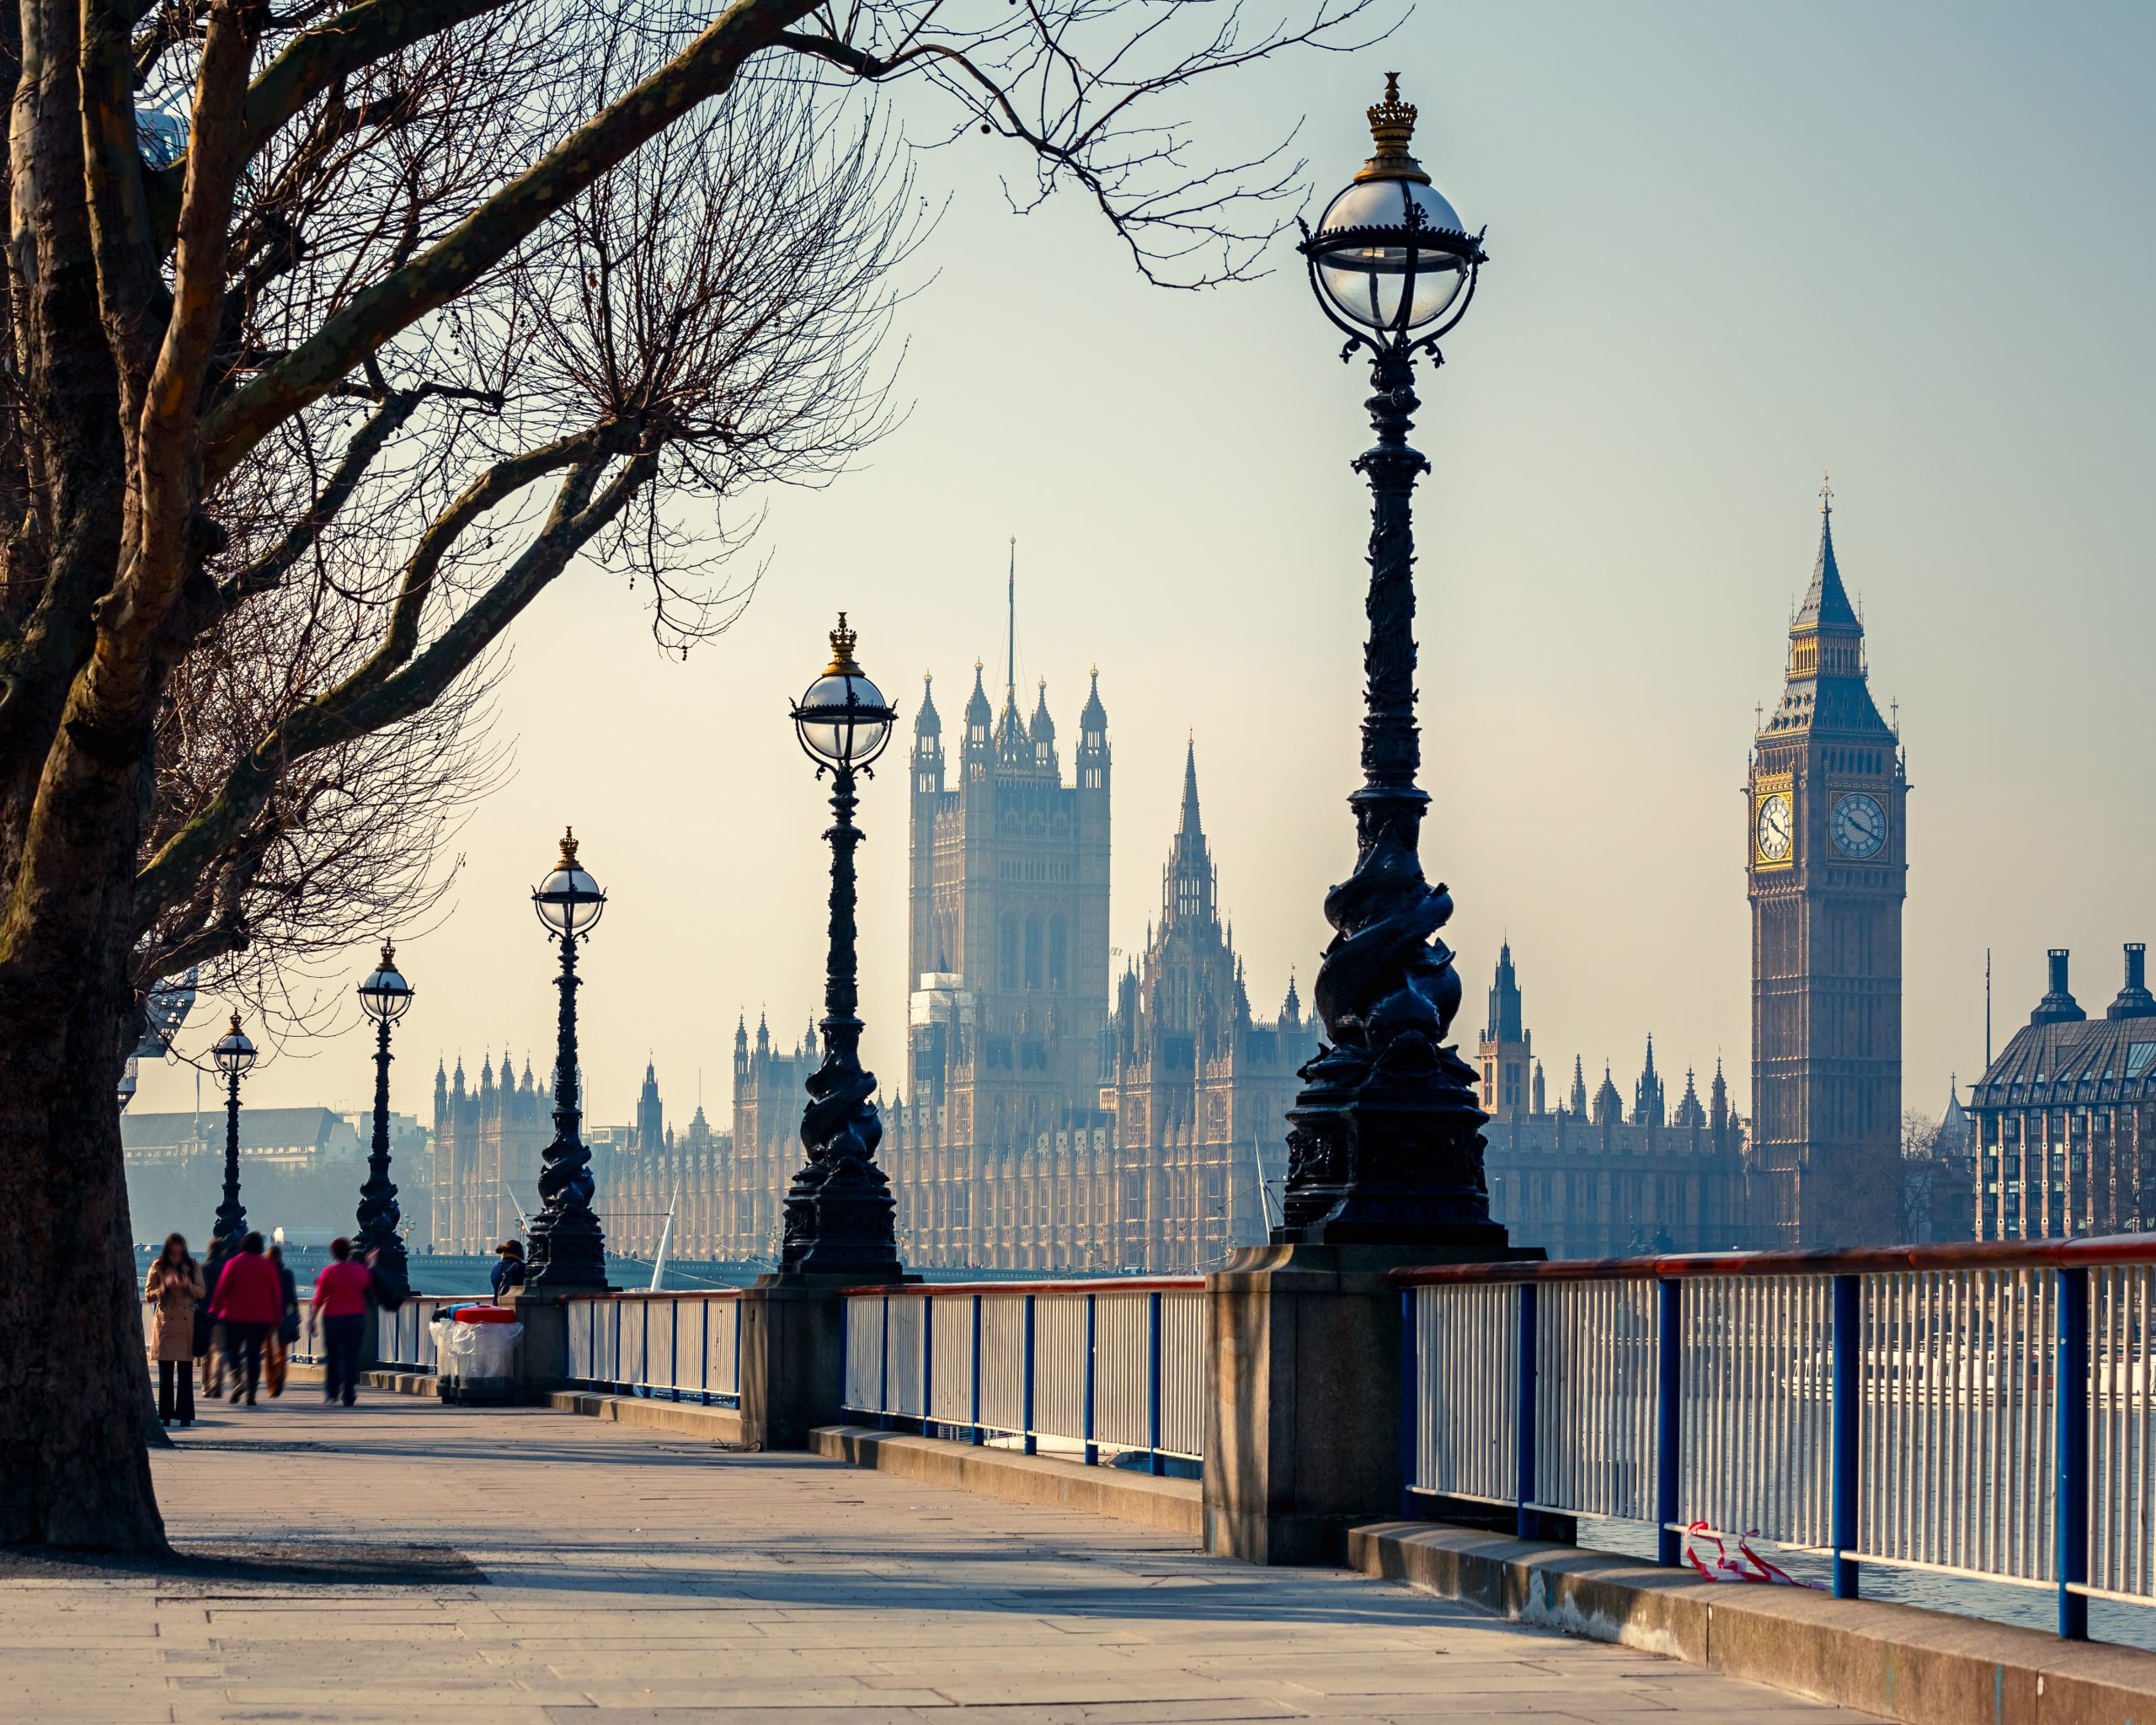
[{"xmin": 2, "ymin": 1391, "xmax": 1877, "ymax": 1725}]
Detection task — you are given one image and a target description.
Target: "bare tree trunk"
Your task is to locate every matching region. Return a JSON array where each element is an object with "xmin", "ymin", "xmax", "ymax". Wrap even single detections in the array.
[{"xmin": 0, "ymin": 942, "xmax": 168, "ymax": 1550}]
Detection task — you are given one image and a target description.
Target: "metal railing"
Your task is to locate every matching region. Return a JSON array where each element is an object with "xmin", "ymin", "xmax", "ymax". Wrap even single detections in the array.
[
  {"xmin": 841, "ymin": 1279, "xmax": 1205, "ymax": 1473},
  {"xmin": 561, "ymin": 1291, "xmax": 744, "ymax": 1405},
  {"xmin": 1396, "ymin": 1236, "xmax": 2156, "ymax": 1641},
  {"xmin": 287, "ymin": 1294, "xmax": 459, "ymax": 1367}
]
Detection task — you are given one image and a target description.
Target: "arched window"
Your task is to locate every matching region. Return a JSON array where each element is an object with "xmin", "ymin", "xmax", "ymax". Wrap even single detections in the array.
[
  {"xmin": 999, "ymin": 916, "xmax": 1017, "ymax": 990},
  {"xmin": 1049, "ymin": 919, "xmax": 1068, "ymax": 992},
  {"xmin": 1024, "ymin": 916, "xmax": 1043, "ymax": 990}
]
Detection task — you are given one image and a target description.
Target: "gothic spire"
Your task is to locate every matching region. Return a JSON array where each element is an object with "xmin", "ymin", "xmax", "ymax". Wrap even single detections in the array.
[
  {"xmin": 1178, "ymin": 734, "xmax": 1203, "ymax": 836},
  {"xmin": 1796, "ymin": 478, "xmax": 1859, "ymax": 631},
  {"xmin": 1080, "ymin": 665, "xmax": 1107, "ymax": 731},
  {"xmin": 915, "ymin": 670, "xmax": 941, "ymax": 736}
]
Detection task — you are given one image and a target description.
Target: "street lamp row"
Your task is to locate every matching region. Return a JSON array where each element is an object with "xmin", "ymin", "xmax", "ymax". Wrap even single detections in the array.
[{"xmin": 175, "ymin": 72, "xmax": 1503, "ymax": 1289}]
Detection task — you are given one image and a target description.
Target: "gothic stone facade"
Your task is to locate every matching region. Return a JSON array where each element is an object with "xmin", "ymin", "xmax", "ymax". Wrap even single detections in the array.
[
  {"xmin": 878, "ymin": 672, "xmax": 1309, "ymax": 1272},
  {"xmin": 1971, "ymin": 944, "xmax": 2156, "ymax": 1240},
  {"xmin": 1475, "ymin": 943, "xmax": 1759, "ymax": 1257},
  {"xmin": 1747, "ymin": 495, "xmax": 1908, "ymax": 1246},
  {"xmin": 430, "ymin": 1052, "xmax": 548, "ymax": 1252}
]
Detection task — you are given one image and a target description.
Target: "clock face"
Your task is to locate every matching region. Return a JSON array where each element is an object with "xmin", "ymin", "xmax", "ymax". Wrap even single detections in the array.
[
  {"xmin": 1832, "ymin": 792, "xmax": 1887, "ymax": 859},
  {"xmin": 1756, "ymin": 792, "xmax": 1793, "ymax": 862}
]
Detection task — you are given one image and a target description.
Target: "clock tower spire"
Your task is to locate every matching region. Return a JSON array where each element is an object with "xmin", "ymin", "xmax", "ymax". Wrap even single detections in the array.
[{"xmin": 1748, "ymin": 483, "xmax": 1908, "ymax": 1247}]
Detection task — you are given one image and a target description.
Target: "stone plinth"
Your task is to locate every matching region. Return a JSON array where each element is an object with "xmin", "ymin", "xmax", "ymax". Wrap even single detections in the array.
[
  {"xmin": 1203, "ymin": 1240, "xmax": 1528, "ymax": 1567},
  {"xmin": 736, "ymin": 1273, "xmax": 858, "ymax": 1451},
  {"xmin": 508, "ymin": 1286, "xmax": 577, "ymax": 1403}
]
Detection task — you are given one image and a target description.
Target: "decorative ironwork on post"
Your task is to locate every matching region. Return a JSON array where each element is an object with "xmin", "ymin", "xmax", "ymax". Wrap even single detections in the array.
[
  {"xmin": 1278, "ymin": 76, "xmax": 1509, "ymax": 1250},
  {"xmin": 526, "ymin": 830, "xmax": 610, "ymax": 1289},
  {"xmin": 355, "ymin": 939, "xmax": 414, "ymax": 1300},
  {"xmin": 780, "ymin": 616, "xmax": 905, "ymax": 1279}
]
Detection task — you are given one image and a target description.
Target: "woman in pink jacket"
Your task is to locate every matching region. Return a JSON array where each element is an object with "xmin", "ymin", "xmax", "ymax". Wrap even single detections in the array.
[{"xmin": 312, "ymin": 1237, "xmax": 376, "ymax": 1407}]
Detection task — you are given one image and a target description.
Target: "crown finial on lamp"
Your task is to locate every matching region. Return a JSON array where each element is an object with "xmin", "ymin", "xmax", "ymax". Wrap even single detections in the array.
[
  {"xmin": 827, "ymin": 611, "xmax": 862, "ymax": 675},
  {"xmin": 1358, "ymin": 71, "xmax": 1430, "ymax": 185},
  {"xmin": 558, "ymin": 826, "xmax": 579, "ymax": 868}
]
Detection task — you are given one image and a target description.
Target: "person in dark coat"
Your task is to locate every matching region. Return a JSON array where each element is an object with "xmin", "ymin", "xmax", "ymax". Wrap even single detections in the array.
[
  {"xmin": 491, "ymin": 1240, "xmax": 526, "ymax": 1301},
  {"xmin": 207, "ymin": 1232, "xmax": 283, "ymax": 1405},
  {"xmin": 264, "ymin": 1243, "xmax": 299, "ymax": 1397}
]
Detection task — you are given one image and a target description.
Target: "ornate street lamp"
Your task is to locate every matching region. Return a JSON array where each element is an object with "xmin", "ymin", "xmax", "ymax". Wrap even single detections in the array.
[
  {"xmin": 779, "ymin": 614, "xmax": 905, "ymax": 1279},
  {"xmin": 355, "ymin": 939, "xmax": 414, "ymax": 1299},
  {"xmin": 1274, "ymin": 76, "xmax": 1510, "ymax": 1252},
  {"xmin": 205, "ymin": 1012, "xmax": 258, "ymax": 1284},
  {"xmin": 526, "ymin": 830, "xmax": 609, "ymax": 1288}
]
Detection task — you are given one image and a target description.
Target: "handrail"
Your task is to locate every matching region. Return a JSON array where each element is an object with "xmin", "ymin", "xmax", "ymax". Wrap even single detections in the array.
[
  {"xmin": 556, "ymin": 1288, "xmax": 745, "ymax": 1301},
  {"xmin": 841, "ymin": 1276, "xmax": 1206, "ymax": 1297},
  {"xmin": 1391, "ymin": 1232, "xmax": 2156, "ymax": 1286}
]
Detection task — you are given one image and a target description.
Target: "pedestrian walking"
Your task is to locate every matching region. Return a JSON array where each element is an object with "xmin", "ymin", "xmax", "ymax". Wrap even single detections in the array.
[
  {"xmin": 143, "ymin": 1234, "xmax": 205, "ymax": 1427},
  {"xmin": 491, "ymin": 1239, "xmax": 526, "ymax": 1301},
  {"xmin": 206, "ymin": 1231, "xmax": 282, "ymax": 1405},
  {"xmin": 264, "ymin": 1243, "xmax": 300, "ymax": 1398},
  {"xmin": 312, "ymin": 1237, "xmax": 374, "ymax": 1407}
]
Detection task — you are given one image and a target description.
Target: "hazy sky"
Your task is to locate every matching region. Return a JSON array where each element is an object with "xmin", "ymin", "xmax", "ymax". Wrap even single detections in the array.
[{"xmin": 139, "ymin": 3, "xmax": 2156, "ymax": 1140}]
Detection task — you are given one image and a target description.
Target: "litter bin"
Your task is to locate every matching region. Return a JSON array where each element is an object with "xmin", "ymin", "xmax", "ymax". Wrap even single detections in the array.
[{"xmin": 434, "ymin": 1305, "xmax": 523, "ymax": 1405}]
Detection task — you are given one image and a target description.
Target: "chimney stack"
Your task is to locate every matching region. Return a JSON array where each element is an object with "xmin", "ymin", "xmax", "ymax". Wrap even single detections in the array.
[
  {"xmin": 2107, "ymin": 941, "xmax": 2156, "ymax": 1021},
  {"xmin": 2031, "ymin": 948, "xmax": 2087, "ymax": 1027}
]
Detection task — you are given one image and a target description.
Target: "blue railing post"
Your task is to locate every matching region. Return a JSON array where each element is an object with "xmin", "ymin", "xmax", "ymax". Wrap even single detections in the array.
[
  {"xmin": 1831, "ymin": 1274, "xmax": 1860, "ymax": 1600},
  {"xmin": 670, "ymin": 1300, "xmax": 681, "ymax": 1401},
  {"xmin": 878, "ymin": 1294, "xmax": 892, "ymax": 1430},
  {"xmin": 970, "ymin": 1294, "xmax": 985, "ymax": 1445},
  {"xmin": 1657, "ymin": 1278, "xmax": 1682, "ymax": 1567},
  {"xmin": 2057, "ymin": 1265, "xmax": 2091, "ymax": 1641},
  {"xmin": 1023, "ymin": 1294, "xmax": 1038, "ymax": 1455},
  {"xmin": 613, "ymin": 1299, "xmax": 623, "ymax": 1393},
  {"xmin": 733, "ymin": 1298, "xmax": 743, "ymax": 1402},
  {"xmin": 1083, "ymin": 1292, "xmax": 1098, "ymax": 1466},
  {"xmin": 921, "ymin": 1294, "xmax": 936, "ymax": 1437},
  {"xmin": 1515, "ymin": 1284, "xmax": 1538, "ymax": 1540},
  {"xmin": 1148, "ymin": 1290, "xmax": 1166, "ymax": 1477},
  {"xmin": 1399, "ymin": 1287, "xmax": 1419, "ymax": 1518},
  {"xmin": 700, "ymin": 1298, "xmax": 710, "ymax": 1403}
]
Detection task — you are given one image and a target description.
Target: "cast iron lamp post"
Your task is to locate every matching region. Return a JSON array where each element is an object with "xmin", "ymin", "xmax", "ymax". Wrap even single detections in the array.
[
  {"xmin": 1274, "ymin": 75, "xmax": 1509, "ymax": 1252},
  {"xmin": 355, "ymin": 939, "xmax": 414, "ymax": 1298},
  {"xmin": 205, "ymin": 1012, "xmax": 258, "ymax": 1284},
  {"xmin": 526, "ymin": 829, "xmax": 609, "ymax": 1288},
  {"xmin": 779, "ymin": 614, "xmax": 905, "ymax": 1279}
]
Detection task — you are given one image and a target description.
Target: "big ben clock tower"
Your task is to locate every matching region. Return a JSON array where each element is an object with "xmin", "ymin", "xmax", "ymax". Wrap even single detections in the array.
[{"xmin": 1748, "ymin": 483, "xmax": 1908, "ymax": 1246}]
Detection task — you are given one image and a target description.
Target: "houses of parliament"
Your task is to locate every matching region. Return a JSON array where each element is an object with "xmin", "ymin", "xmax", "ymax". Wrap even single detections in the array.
[{"xmin": 430, "ymin": 501, "xmax": 1912, "ymax": 1269}]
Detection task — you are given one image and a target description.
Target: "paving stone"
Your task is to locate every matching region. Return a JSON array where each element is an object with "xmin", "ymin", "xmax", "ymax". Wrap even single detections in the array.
[{"xmin": 0, "ymin": 1390, "xmax": 1881, "ymax": 1725}]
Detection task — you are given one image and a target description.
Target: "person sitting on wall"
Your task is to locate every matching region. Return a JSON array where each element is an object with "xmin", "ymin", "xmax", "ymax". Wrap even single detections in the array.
[{"xmin": 491, "ymin": 1240, "xmax": 526, "ymax": 1302}]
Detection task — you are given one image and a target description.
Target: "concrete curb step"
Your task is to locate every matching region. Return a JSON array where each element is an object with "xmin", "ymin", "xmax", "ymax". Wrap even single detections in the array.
[
  {"xmin": 286, "ymin": 1362, "xmax": 440, "ymax": 1398},
  {"xmin": 808, "ymin": 1425, "xmax": 1202, "ymax": 1538},
  {"xmin": 544, "ymin": 1391, "xmax": 744, "ymax": 1443},
  {"xmin": 1348, "ymin": 1520, "xmax": 2156, "ymax": 1725}
]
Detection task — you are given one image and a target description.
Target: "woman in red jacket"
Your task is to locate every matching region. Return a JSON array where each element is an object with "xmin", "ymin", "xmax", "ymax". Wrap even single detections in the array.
[{"xmin": 207, "ymin": 1231, "xmax": 283, "ymax": 1406}]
